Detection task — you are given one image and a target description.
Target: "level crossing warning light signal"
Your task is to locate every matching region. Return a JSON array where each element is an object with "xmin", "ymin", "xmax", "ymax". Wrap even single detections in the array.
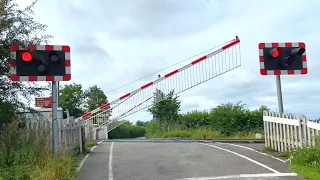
[
  {"xmin": 258, "ymin": 42, "xmax": 307, "ymax": 75},
  {"xmin": 9, "ymin": 44, "xmax": 71, "ymax": 81}
]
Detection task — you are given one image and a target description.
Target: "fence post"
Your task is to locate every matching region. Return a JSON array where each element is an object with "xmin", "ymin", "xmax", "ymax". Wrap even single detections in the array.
[
  {"xmin": 263, "ymin": 111, "xmax": 269, "ymax": 147},
  {"xmin": 105, "ymin": 125, "xmax": 108, "ymax": 140},
  {"xmin": 79, "ymin": 119, "xmax": 83, "ymax": 153}
]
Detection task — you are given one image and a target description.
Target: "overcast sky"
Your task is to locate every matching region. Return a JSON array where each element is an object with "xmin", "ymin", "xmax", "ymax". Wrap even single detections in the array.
[{"xmin": 16, "ymin": 0, "xmax": 320, "ymax": 122}]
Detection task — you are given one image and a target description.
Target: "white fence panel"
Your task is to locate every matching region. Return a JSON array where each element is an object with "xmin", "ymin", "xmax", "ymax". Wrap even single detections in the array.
[
  {"xmin": 25, "ymin": 117, "xmax": 84, "ymax": 152},
  {"xmin": 263, "ymin": 111, "xmax": 320, "ymax": 152}
]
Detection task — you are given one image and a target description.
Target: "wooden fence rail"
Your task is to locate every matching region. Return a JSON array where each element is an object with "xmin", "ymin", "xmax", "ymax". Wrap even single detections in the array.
[
  {"xmin": 24, "ymin": 116, "xmax": 85, "ymax": 152},
  {"xmin": 263, "ymin": 111, "xmax": 320, "ymax": 152}
]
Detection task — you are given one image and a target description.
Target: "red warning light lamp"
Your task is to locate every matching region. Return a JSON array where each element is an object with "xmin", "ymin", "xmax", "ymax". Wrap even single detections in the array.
[
  {"xmin": 269, "ymin": 47, "xmax": 282, "ymax": 58},
  {"xmin": 21, "ymin": 51, "xmax": 33, "ymax": 62}
]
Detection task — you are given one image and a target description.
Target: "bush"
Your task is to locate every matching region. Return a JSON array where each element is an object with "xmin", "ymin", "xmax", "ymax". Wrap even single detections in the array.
[
  {"xmin": 0, "ymin": 122, "xmax": 79, "ymax": 180},
  {"xmin": 145, "ymin": 102, "xmax": 266, "ymax": 138},
  {"xmin": 108, "ymin": 121, "xmax": 146, "ymax": 139}
]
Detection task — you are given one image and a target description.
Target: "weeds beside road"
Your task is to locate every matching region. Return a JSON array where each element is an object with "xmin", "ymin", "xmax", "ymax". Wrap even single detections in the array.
[
  {"xmin": 261, "ymin": 138, "xmax": 320, "ymax": 180},
  {"xmin": 0, "ymin": 123, "xmax": 86, "ymax": 180}
]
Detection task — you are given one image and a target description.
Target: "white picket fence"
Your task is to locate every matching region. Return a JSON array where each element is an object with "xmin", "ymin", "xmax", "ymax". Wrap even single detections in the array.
[
  {"xmin": 25, "ymin": 116, "xmax": 84, "ymax": 151},
  {"xmin": 263, "ymin": 111, "xmax": 320, "ymax": 152}
]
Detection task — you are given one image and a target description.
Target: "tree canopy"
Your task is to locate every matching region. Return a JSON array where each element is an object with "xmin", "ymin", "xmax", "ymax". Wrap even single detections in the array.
[
  {"xmin": 148, "ymin": 89, "xmax": 181, "ymax": 124},
  {"xmin": 59, "ymin": 83, "xmax": 86, "ymax": 117},
  {"xmin": 85, "ymin": 85, "xmax": 108, "ymax": 111},
  {"xmin": 0, "ymin": 0, "xmax": 52, "ymax": 126},
  {"xmin": 59, "ymin": 83, "xmax": 111, "ymax": 118}
]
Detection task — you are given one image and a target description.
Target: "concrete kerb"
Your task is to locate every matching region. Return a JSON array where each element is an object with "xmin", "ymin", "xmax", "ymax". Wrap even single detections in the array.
[{"xmin": 76, "ymin": 139, "xmax": 105, "ymax": 173}]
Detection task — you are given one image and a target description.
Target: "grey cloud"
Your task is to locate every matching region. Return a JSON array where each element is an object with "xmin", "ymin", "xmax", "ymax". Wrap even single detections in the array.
[
  {"xmin": 55, "ymin": 0, "xmax": 230, "ymax": 39},
  {"xmin": 32, "ymin": 0, "xmax": 320, "ymax": 121},
  {"xmin": 181, "ymin": 102, "xmax": 200, "ymax": 112}
]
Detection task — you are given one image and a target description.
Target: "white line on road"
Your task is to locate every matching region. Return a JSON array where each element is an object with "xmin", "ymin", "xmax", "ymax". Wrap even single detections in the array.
[
  {"xmin": 216, "ymin": 142, "xmax": 286, "ymax": 163},
  {"xmin": 197, "ymin": 143, "xmax": 280, "ymax": 173},
  {"xmin": 109, "ymin": 142, "xmax": 114, "ymax": 180},
  {"xmin": 174, "ymin": 172, "xmax": 297, "ymax": 180}
]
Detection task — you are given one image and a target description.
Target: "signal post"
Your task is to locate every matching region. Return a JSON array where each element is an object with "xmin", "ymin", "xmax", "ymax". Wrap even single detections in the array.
[
  {"xmin": 258, "ymin": 42, "xmax": 307, "ymax": 113},
  {"xmin": 9, "ymin": 44, "xmax": 71, "ymax": 155}
]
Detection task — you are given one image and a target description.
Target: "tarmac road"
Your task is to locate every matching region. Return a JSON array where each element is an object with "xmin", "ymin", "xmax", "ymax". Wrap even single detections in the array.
[{"xmin": 78, "ymin": 140, "xmax": 300, "ymax": 180}]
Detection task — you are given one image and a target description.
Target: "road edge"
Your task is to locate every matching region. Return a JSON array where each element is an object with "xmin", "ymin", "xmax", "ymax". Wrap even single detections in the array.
[
  {"xmin": 103, "ymin": 138, "xmax": 265, "ymax": 143},
  {"xmin": 76, "ymin": 139, "xmax": 105, "ymax": 173}
]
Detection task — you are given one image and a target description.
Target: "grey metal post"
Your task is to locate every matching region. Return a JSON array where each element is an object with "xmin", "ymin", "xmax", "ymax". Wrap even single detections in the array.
[
  {"xmin": 276, "ymin": 75, "xmax": 284, "ymax": 114},
  {"xmin": 57, "ymin": 81, "xmax": 59, "ymax": 107},
  {"xmin": 52, "ymin": 81, "xmax": 59, "ymax": 155}
]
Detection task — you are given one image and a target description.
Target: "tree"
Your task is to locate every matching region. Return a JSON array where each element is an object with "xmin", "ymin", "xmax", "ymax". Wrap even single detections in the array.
[
  {"xmin": 84, "ymin": 85, "xmax": 111, "ymax": 124},
  {"xmin": 0, "ymin": 0, "xmax": 52, "ymax": 126},
  {"xmin": 136, "ymin": 120, "xmax": 148, "ymax": 127},
  {"xmin": 148, "ymin": 89, "xmax": 181, "ymax": 124},
  {"xmin": 85, "ymin": 85, "xmax": 108, "ymax": 111},
  {"xmin": 59, "ymin": 83, "xmax": 85, "ymax": 117}
]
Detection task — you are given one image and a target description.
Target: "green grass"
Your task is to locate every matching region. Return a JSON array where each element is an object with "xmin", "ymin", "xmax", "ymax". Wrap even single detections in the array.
[
  {"xmin": 261, "ymin": 146, "xmax": 276, "ymax": 153},
  {"xmin": 0, "ymin": 122, "xmax": 82, "ymax": 180},
  {"xmin": 146, "ymin": 129, "xmax": 256, "ymax": 139},
  {"xmin": 289, "ymin": 146, "xmax": 320, "ymax": 180},
  {"xmin": 85, "ymin": 141, "xmax": 98, "ymax": 147},
  {"xmin": 261, "ymin": 136, "xmax": 320, "ymax": 180},
  {"xmin": 291, "ymin": 164, "xmax": 320, "ymax": 180}
]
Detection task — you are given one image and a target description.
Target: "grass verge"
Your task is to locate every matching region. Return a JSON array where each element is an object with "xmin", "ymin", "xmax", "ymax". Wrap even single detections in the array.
[
  {"xmin": 146, "ymin": 129, "xmax": 257, "ymax": 139},
  {"xmin": 86, "ymin": 141, "xmax": 98, "ymax": 147},
  {"xmin": 289, "ymin": 146, "xmax": 320, "ymax": 180},
  {"xmin": 291, "ymin": 164, "xmax": 320, "ymax": 180},
  {"xmin": 260, "ymin": 146, "xmax": 290, "ymax": 160},
  {"xmin": 0, "ymin": 122, "xmax": 87, "ymax": 180},
  {"xmin": 260, "ymin": 137, "xmax": 320, "ymax": 180}
]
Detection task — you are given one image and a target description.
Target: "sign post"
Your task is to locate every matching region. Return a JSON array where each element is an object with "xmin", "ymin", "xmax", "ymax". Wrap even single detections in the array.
[
  {"xmin": 9, "ymin": 44, "xmax": 71, "ymax": 156},
  {"xmin": 52, "ymin": 81, "xmax": 58, "ymax": 154},
  {"xmin": 275, "ymin": 75, "xmax": 284, "ymax": 113}
]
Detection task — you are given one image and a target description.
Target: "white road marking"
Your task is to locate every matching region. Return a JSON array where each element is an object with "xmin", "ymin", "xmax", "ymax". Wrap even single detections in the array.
[
  {"xmin": 197, "ymin": 143, "xmax": 280, "ymax": 173},
  {"xmin": 109, "ymin": 142, "xmax": 114, "ymax": 180},
  {"xmin": 76, "ymin": 154, "xmax": 90, "ymax": 172},
  {"xmin": 76, "ymin": 139, "xmax": 105, "ymax": 172},
  {"xmin": 216, "ymin": 142, "xmax": 286, "ymax": 163},
  {"xmin": 174, "ymin": 173, "xmax": 297, "ymax": 180}
]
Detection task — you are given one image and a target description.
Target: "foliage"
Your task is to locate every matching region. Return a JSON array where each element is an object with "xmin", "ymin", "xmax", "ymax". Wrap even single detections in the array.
[
  {"xmin": 0, "ymin": 0, "xmax": 52, "ymax": 126},
  {"xmin": 148, "ymin": 89, "xmax": 181, "ymax": 124},
  {"xmin": 0, "ymin": 122, "xmax": 78, "ymax": 180},
  {"xmin": 108, "ymin": 121, "xmax": 146, "ymax": 139},
  {"xmin": 59, "ymin": 83, "xmax": 86, "ymax": 118},
  {"xmin": 146, "ymin": 101, "xmax": 268, "ymax": 138},
  {"xmin": 85, "ymin": 85, "xmax": 108, "ymax": 111},
  {"xmin": 289, "ymin": 137, "xmax": 320, "ymax": 179},
  {"xmin": 59, "ymin": 84, "xmax": 111, "ymax": 118},
  {"xmin": 144, "ymin": 120, "xmax": 256, "ymax": 139},
  {"xmin": 135, "ymin": 120, "xmax": 148, "ymax": 127}
]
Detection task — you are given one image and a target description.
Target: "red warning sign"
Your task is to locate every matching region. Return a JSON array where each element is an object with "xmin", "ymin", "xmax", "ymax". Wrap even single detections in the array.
[{"xmin": 35, "ymin": 97, "xmax": 52, "ymax": 108}]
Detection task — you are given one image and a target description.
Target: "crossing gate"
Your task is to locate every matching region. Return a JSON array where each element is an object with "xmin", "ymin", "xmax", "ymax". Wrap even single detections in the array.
[{"xmin": 78, "ymin": 36, "xmax": 242, "ymax": 140}]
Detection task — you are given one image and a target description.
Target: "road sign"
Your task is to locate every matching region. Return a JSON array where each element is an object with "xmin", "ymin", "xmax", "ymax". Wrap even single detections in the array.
[
  {"xmin": 35, "ymin": 97, "xmax": 52, "ymax": 108},
  {"xmin": 258, "ymin": 42, "xmax": 307, "ymax": 75},
  {"xmin": 9, "ymin": 44, "xmax": 71, "ymax": 81},
  {"xmin": 48, "ymin": 113, "xmax": 52, "ymax": 119}
]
